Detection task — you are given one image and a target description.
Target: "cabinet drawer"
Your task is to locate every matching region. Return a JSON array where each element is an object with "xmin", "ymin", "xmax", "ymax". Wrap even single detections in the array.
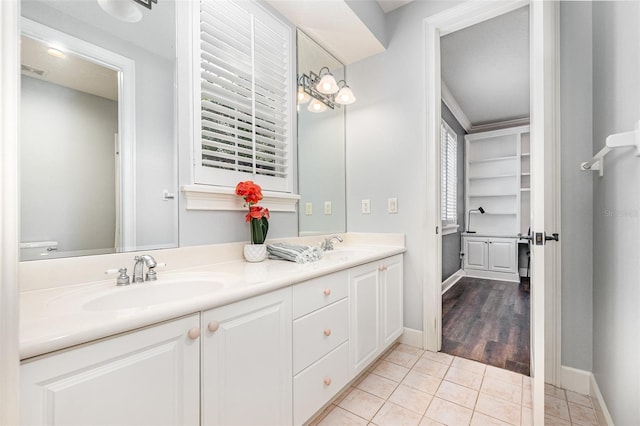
[
  {"xmin": 293, "ymin": 342, "xmax": 349, "ymax": 426},
  {"xmin": 292, "ymin": 270, "xmax": 348, "ymax": 318},
  {"xmin": 293, "ymin": 298, "xmax": 348, "ymax": 374}
]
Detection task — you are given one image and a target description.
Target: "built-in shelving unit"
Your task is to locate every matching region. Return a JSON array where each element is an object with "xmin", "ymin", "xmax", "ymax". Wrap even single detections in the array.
[{"xmin": 464, "ymin": 126, "xmax": 531, "ymax": 235}]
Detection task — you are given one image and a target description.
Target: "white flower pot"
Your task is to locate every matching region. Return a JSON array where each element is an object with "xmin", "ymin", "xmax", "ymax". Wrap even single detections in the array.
[{"xmin": 244, "ymin": 244, "xmax": 267, "ymax": 262}]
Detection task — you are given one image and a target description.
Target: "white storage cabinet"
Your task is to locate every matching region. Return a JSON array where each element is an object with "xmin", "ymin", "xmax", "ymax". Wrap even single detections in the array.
[
  {"xmin": 201, "ymin": 287, "xmax": 292, "ymax": 426},
  {"xmin": 463, "ymin": 236, "xmax": 518, "ymax": 282},
  {"xmin": 349, "ymin": 254, "xmax": 403, "ymax": 377},
  {"xmin": 20, "ymin": 314, "xmax": 201, "ymax": 426}
]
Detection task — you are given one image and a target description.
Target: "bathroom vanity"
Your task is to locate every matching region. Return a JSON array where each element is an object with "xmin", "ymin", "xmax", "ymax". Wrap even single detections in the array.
[{"xmin": 19, "ymin": 234, "xmax": 404, "ymax": 425}]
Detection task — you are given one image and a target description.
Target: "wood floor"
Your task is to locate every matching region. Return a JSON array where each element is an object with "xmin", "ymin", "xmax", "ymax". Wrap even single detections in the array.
[{"xmin": 441, "ymin": 276, "xmax": 531, "ymax": 376}]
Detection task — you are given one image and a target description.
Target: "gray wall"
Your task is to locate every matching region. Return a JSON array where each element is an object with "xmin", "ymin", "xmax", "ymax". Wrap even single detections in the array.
[
  {"xmin": 441, "ymin": 102, "xmax": 465, "ymax": 281},
  {"xmin": 559, "ymin": 1, "xmax": 594, "ymax": 372},
  {"xmin": 346, "ymin": 1, "xmax": 462, "ymax": 330},
  {"xmin": 21, "ymin": 77, "xmax": 117, "ymax": 252},
  {"xmin": 591, "ymin": 1, "xmax": 640, "ymax": 423}
]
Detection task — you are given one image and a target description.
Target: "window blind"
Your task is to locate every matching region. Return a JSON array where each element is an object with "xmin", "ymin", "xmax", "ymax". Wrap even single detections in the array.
[
  {"xmin": 441, "ymin": 120, "xmax": 457, "ymax": 226},
  {"xmin": 197, "ymin": 0, "xmax": 292, "ymax": 192}
]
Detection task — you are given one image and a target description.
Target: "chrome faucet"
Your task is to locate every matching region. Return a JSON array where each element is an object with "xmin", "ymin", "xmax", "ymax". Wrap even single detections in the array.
[
  {"xmin": 132, "ymin": 254, "xmax": 158, "ymax": 283},
  {"xmin": 321, "ymin": 235, "xmax": 343, "ymax": 251}
]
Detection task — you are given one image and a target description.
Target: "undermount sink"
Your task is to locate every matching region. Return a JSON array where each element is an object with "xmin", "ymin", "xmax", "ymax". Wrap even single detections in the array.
[{"xmin": 82, "ymin": 274, "xmax": 234, "ymax": 311}]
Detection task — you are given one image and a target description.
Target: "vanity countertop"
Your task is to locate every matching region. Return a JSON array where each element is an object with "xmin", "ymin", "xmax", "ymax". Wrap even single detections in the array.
[{"xmin": 20, "ymin": 235, "xmax": 405, "ymax": 360}]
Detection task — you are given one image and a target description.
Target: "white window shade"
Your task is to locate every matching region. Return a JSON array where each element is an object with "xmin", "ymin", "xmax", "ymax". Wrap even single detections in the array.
[
  {"xmin": 196, "ymin": 0, "xmax": 292, "ymax": 192},
  {"xmin": 441, "ymin": 120, "xmax": 457, "ymax": 226}
]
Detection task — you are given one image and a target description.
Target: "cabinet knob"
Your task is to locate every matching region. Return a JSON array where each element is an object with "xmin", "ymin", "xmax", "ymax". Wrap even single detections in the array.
[
  {"xmin": 324, "ymin": 377, "xmax": 332, "ymax": 386},
  {"xmin": 323, "ymin": 328, "xmax": 332, "ymax": 337},
  {"xmin": 208, "ymin": 321, "xmax": 220, "ymax": 332},
  {"xmin": 188, "ymin": 327, "xmax": 201, "ymax": 340},
  {"xmin": 323, "ymin": 288, "xmax": 331, "ymax": 296},
  {"xmin": 378, "ymin": 266, "xmax": 384, "ymax": 272}
]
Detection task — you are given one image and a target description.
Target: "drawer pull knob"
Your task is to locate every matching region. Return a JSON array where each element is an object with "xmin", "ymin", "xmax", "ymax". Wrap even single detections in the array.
[
  {"xmin": 208, "ymin": 321, "xmax": 220, "ymax": 332},
  {"xmin": 323, "ymin": 329, "xmax": 332, "ymax": 337},
  {"xmin": 324, "ymin": 377, "xmax": 332, "ymax": 386},
  {"xmin": 323, "ymin": 288, "xmax": 331, "ymax": 296},
  {"xmin": 188, "ymin": 327, "xmax": 201, "ymax": 340}
]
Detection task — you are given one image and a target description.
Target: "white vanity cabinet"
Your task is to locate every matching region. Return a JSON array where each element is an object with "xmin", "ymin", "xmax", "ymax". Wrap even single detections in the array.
[
  {"xmin": 292, "ymin": 271, "xmax": 350, "ymax": 425},
  {"xmin": 463, "ymin": 236, "xmax": 518, "ymax": 282},
  {"xmin": 20, "ymin": 314, "xmax": 201, "ymax": 426},
  {"xmin": 349, "ymin": 254, "xmax": 403, "ymax": 377},
  {"xmin": 201, "ymin": 287, "xmax": 292, "ymax": 426}
]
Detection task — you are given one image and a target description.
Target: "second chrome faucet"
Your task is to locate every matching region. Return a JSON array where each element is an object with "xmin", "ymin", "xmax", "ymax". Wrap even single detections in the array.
[{"xmin": 133, "ymin": 254, "xmax": 158, "ymax": 283}]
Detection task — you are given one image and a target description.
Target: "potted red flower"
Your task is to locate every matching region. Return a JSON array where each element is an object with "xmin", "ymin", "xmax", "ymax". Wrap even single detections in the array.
[{"xmin": 235, "ymin": 181, "xmax": 269, "ymax": 261}]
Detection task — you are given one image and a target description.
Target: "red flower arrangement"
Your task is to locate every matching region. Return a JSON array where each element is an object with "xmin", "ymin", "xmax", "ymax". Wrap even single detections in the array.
[{"xmin": 235, "ymin": 181, "xmax": 269, "ymax": 244}]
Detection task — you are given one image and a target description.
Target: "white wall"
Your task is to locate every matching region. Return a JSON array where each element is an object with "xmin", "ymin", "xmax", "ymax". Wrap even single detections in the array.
[
  {"xmin": 21, "ymin": 76, "xmax": 117, "ymax": 252},
  {"xmin": 591, "ymin": 1, "xmax": 640, "ymax": 423},
  {"xmin": 559, "ymin": 1, "xmax": 593, "ymax": 372},
  {"xmin": 346, "ymin": 1, "xmax": 462, "ymax": 330}
]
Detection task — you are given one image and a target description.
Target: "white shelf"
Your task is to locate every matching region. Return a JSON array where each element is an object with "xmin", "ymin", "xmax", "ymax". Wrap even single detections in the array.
[
  {"xmin": 521, "ymin": 172, "xmax": 531, "ymax": 176},
  {"xmin": 521, "ymin": 188, "xmax": 531, "ymax": 192},
  {"xmin": 484, "ymin": 212, "xmax": 517, "ymax": 216},
  {"xmin": 468, "ymin": 155, "xmax": 518, "ymax": 165},
  {"xmin": 468, "ymin": 193, "xmax": 518, "ymax": 198},
  {"xmin": 468, "ymin": 174, "xmax": 517, "ymax": 181},
  {"xmin": 521, "ymin": 152, "xmax": 530, "ymax": 157}
]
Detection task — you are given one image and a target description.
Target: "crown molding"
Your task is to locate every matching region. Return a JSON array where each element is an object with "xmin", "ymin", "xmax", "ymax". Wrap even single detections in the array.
[
  {"xmin": 441, "ymin": 81, "xmax": 471, "ymax": 132},
  {"xmin": 468, "ymin": 117, "xmax": 531, "ymax": 133}
]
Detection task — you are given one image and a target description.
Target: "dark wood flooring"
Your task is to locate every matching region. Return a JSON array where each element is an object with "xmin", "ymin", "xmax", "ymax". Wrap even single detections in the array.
[{"xmin": 441, "ymin": 276, "xmax": 531, "ymax": 376}]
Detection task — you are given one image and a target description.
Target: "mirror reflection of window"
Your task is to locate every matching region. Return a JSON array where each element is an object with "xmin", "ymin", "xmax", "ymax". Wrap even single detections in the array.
[{"xmin": 20, "ymin": 35, "xmax": 119, "ymax": 260}]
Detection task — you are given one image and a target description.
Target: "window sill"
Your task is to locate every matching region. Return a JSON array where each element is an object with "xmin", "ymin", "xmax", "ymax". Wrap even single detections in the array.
[
  {"xmin": 182, "ymin": 185, "xmax": 300, "ymax": 212},
  {"xmin": 442, "ymin": 224, "xmax": 460, "ymax": 236}
]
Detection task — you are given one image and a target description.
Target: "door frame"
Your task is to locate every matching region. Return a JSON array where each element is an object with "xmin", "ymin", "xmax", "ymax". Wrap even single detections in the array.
[{"xmin": 422, "ymin": 0, "xmax": 561, "ymax": 422}]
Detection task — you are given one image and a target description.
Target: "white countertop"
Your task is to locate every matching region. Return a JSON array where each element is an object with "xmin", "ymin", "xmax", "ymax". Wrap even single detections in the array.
[{"xmin": 20, "ymin": 237, "xmax": 404, "ymax": 360}]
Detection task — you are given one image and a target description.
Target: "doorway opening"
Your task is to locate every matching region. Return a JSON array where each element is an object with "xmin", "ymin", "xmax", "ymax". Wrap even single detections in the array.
[{"xmin": 437, "ymin": 6, "xmax": 531, "ymax": 375}]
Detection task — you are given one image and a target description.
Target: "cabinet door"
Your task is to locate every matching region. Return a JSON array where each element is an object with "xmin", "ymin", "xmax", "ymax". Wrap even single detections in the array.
[
  {"xmin": 202, "ymin": 288, "xmax": 292, "ymax": 426},
  {"xmin": 349, "ymin": 263, "xmax": 380, "ymax": 377},
  {"xmin": 488, "ymin": 238, "xmax": 517, "ymax": 273},
  {"xmin": 381, "ymin": 255, "xmax": 404, "ymax": 347},
  {"xmin": 21, "ymin": 315, "xmax": 200, "ymax": 426},
  {"xmin": 464, "ymin": 238, "xmax": 489, "ymax": 270}
]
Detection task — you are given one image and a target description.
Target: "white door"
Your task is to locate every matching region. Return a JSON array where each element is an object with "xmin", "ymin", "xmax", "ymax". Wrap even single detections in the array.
[
  {"xmin": 488, "ymin": 239, "xmax": 517, "ymax": 273},
  {"xmin": 465, "ymin": 238, "xmax": 489, "ymax": 270},
  {"xmin": 349, "ymin": 263, "xmax": 380, "ymax": 376},
  {"xmin": 20, "ymin": 315, "xmax": 201, "ymax": 426},
  {"xmin": 201, "ymin": 288, "xmax": 292, "ymax": 426},
  {"xmin": 529, "ymin": 2, "xmax": 560, "ymax": 424},
  {"xmin": 381, "ymin": 255, "xmax": 404, "ymax": 347}
]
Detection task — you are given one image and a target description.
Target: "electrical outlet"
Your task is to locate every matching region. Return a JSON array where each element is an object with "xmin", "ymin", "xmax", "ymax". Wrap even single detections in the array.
[
  {"xmin": 361, "ymin": 199, "xmax": 371, "ymax": 214},
  {"xmin": 324, "ymin": 201, "xmax": 332, "ymax": 215},
  {"xmin": 305, "ymin": 202, "xmax": 313, "ymax": 215},
  {"xmin": 388, "ymin": 197, "xmax": 398, "ymax": 214}
]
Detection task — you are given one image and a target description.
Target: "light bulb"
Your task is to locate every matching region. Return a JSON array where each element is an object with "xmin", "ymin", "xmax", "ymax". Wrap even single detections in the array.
[
  {"xmin": 316, "ymin": 73, "xmax": 339, "ymax": 94},
  {"xmin": 308, "ymin": 98, "xmax": 327, "ymax": 113},
  {"xmin": 297, "ymin": 86, "xmax": 310, "ymax": 104},
  {"xmin": 335, "ymin": 86, "xmax": 356, "ymax": 105}
]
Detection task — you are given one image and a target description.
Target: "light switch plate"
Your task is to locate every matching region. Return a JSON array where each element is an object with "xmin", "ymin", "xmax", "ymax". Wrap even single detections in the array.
[
  {"xmin": 305, "ymin": 202, "xmax": 313, "ymax": 215},
  {"xmin": 324, "ymin": 201, "xmax": 332, "ymax": 215},
  {"xmin": 361, "ymin": 199, "xmax": 371, "ymax": 214},
  {"xmin": 388, "ymin": 197, "xmax": 398, "ymax": 214}
]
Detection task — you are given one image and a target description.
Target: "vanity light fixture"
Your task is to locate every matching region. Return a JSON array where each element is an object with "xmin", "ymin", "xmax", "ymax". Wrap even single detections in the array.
[
  {"xmin": 308, "ymin": 98, "xmax": 328, "ymax": 113},
  {"xmin": 315, "ymin": 66, "xmax": 339, "ymax": 94},
  {"xmin": 46, "ymin": 47, "xmax": 65, "ymax": 58},
  {"xmin": 297, "ymin": 68, "xmax": 356, "ymax": 111}
]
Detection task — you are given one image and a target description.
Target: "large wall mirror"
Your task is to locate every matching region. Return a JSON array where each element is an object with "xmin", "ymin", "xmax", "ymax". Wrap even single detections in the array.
[
  {"xmin": 296, "ymin": 30, "xmax": 346, "ymax": 236},
  {"xmin": 20, "ymin": 0, "xmax": 177, "ymax": 260}
]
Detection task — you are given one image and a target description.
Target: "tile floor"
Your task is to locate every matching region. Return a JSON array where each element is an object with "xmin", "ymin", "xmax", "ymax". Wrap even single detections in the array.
[{"xmin": 309, "ymin": 343, "xmax": 600, "ymax": 426}]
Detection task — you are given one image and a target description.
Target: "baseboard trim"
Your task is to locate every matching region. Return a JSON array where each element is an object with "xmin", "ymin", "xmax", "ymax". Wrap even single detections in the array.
[
  {"xmin": 560, "ymin": 365, "xmax": 591, "ymax": 395},
  {"xmin": 590, "ymin": 373, "xmax": 614, "ymax": 426},
  {"xmin": 463, "ymin": 269, "xmax": 520, "ymax": 283},
  {"xmin": 399, "ymin": 327, "xmax": 423, "ymax": 349},
  {"xmin": 559, "ymin": 366, "xmax": 613, "ymax": 426},
  {"xmin": 442, "ymin": 269, "xmax": 464, "ymax": 294}
]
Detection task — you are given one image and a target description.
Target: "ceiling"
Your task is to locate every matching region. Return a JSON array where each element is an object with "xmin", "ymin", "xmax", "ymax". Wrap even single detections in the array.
[
  {"xmin": 376, "ymin": 0, "xmax": 414, "ymax": 14},
  {"xmin": 440, "ymin": 6, "xmax": 530, "ymax": 130}
]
